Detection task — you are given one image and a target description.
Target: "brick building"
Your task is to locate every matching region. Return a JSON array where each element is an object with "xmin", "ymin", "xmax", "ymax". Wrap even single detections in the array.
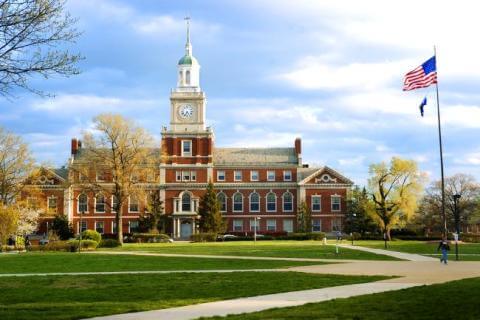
[{"xmin": 31, "ymin": 23, "xmax": 353, "ymax": 239}]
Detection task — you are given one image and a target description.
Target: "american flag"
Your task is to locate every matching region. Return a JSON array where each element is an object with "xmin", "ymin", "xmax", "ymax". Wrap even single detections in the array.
[{"xmin": 403, "ymin": 56, "xmax": 437, "ymax": 91}]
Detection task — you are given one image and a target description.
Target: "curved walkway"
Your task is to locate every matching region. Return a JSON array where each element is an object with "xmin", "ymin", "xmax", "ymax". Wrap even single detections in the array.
[{"xmin": 336, "ymin": 244, "xmax": 438, "ymax": 261}]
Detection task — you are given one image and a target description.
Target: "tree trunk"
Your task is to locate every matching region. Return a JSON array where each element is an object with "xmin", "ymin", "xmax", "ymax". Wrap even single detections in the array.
[{"xmin": 116, "ymin": 206, "xmax": 123, "ymax": 244}]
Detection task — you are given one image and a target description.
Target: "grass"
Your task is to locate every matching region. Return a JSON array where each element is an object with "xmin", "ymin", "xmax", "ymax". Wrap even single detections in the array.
[
  {"xmin": 0, "ymin": 252, "xmax": 327, "ymax": 274},
  {"xmin": 355, "ymin": 240, "xmax": 480, "ymax": 260},
  {"xmin": 0, "ymin": 272, "xmax": 388, "ymax": 320},
  {"xmin": 201, "ymin": 277, "xmax": 480, "ymax": 320},
  {"xmin": 110, "ymin": 241, "xmax": 398, "ymax": 260}
]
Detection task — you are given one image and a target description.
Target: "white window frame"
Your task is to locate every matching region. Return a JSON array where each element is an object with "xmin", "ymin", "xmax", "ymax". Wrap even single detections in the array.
[
  {"xmin": 312, "ymin": 219, "xmax": 322, "ymax": 232},
  {"xmin": 311, "ymin": 195, "xmax": 322, "ymax": 212},
  {"xmin": 181, "ymin": 140, "xmax": 192, "ymax": 157},
  {"xmin": 267, "ymin": 170, "xmax": 275, "ymax": 181},
  {"xmin": 77, "ymin": 193, "xmax": 89, "ymax": 214},
  {"xmin": 80, "ymin": 220, "xmax": 88, "ymax": 233},
  {"xmin": 190, "ymin": 171, "xmax": 197, "ymax": 182},
  {"xmin": 47, "ymin": 196, "xmax": 57, "ymax": 214},
  {"xmin": 95, "ymin": 193, "xmax": 106, "ymax": 213},
  {"xmin": 129, "ymin": 220, "xmax": 140, "ymax": 233},
  {"xmin": 233, "ymin": 192, "xmax": 243, "ymax": 212},
  {"xmin": 249, "ymin": 219, "xmax": 260, "ymax": 232},
  {"xmin": 332, "ymin": 218, "xmax": 342, "ymax": 231},
  {"xmin": 234, "ymin": 170, "xmax": 242, "ymax": 182},
  {"xmin": 96, "ymin": 170, "xmax": 106, "ymax": 182},
  {"xmin": 182, "ymin": 171, "xmax": 190, "ymax": 182},
  {"xmin": 266, "ymin": 219, "xmax": 276, "ymax": 232},
  {"xmin": 111, "ymin": 195, "xmax": 118, "ymax": 213},
  {"xmin": 250, "ymin": 170, "xmax": 259, "ymax": 181},
  {"xmin": 181, "ymin": 192, "xmax": 192, "ymax": 212},
  {"xmin": 176, "ymin": 171, "xmax": 182, "ymax": 182},
  {"xmin": 282, "ymin": 191, "xmax": 294, "ymax": 212},
  {"xmin": 129, "ymin": 196, "xmax": 139, "ymax": 213},
  {"xmin": 111, "ymin": 221, "xmax": 117, "ymax": 234},
  {"xmin": 217, "ymin": 170, "xmax": 226, "ymax": 182},
  {"xmin": 331, "ymin": 195, "xmax": 341, "ymax": 212},
  {"xmin": 249, "ymin": 192, "xmax": 260, "ymax": 212},
  {"xmin": 233, "ymin": 219, "xmax": 243, "ymax": 231},
  {"xmin": 266, "ymin": 192, "xmax": 277, "ymax": 212},
  {"xmin": 217, "ymin": 192, "xmax": 227, "ymax": 212},
  {"xmin": 283, "ymin": 170, "xmax": 292, "ymax": 181},
  {"xmin": 95, "ymin": 221, "xmax": 104, "ymax": 234},
  {"xmin": 283, "ymin": 219, "xmax": 293, "ymax": 233}
]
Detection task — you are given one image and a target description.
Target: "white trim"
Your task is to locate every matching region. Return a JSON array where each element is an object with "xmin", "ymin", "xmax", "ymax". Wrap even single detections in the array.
[
  {"xmin": 234, "ymin": 170, "xmax": 242, "ymax": 182},
  {"xmin": 282, "ymin": 191, "xmax": 294, "ymax": 212},
  {"xmin": 265, "ymin": 191, "xmax": 277, "ymax": 212},
  {"xmin": 232, "ymin": 191, "xmax": 243, "ymax": 212},
  {"xmin": 233, "ymin": 219, "xmax": 243, "ymax": 231},
  {"xmin": 176, "ymin": 171, "xmax": 182, "ymax": 182},
  {"xmin": 217, "ymin": 170, "xmax": 226, "ymax": 182},
  {"xmin": 312, "ymin": 218, "xmax": 322, "ymax": 232},
  {"xmin": 95, "ymin": 220, "xmax": 105, "ymax": 234},
  {"xmin": 250, "ymin": 170, "xmax": 259, "ymax": 182},
  {"xmin": 283, "ymin": 170, "xmax": 292, "ymax": 181},
  {"xmin": 249, "ymin": 191, "xmax": 260, "ymax": 213},
  {"xmin": 77, "ymin": 193, "xmax": 89, "ymax": 214},
  {"xmin": 181, "ymin": 140, "xmax": 192, "ymax": 157},
  {"xmin": 94, "ymin": 193, "xmax": 106, "ymax": 214},
  {"xmin": 111, "ymin": 195, "xmax": 118, "ymax": 213},
  {"xmin": 47, "ymin": 195, "xmax": 58, "ymax": 214},
  {"xmin": 283, "ymin": 219, "xmax": 294, "ymax": 233},
  {"xmin": 266, "ymin": 219, "xmax": 276, "ymax": 231},
  {"xmin": 267, "ymin": 170, "xmax": 275, "ymax": 182},
  {"xmin": 311, "ymin": 195, "xmax": 322, "ymax": 212},
  {"xmin": 331, "ymin": 195, "xmax": 341, "ymax": 212},
  {"xmin": 128, "ymin": 196, "xmax": 139, "ymax": 213},
  {"xmin": 217, "ymin": 191, "xmax": 227, "ymax": 212}
]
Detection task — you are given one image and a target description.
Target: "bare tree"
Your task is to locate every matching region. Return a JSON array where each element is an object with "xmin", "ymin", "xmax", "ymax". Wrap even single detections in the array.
[
  {"xmin": 72, "ymin": 114, "xmax": 156, "ymax": 243},
  {"xmin": 0, "ymin": 0, "xmax": 82, "ymax": 96},
  {"xmin": 0, "ymin": 126, "xmax": 36, "ymax": 205}
]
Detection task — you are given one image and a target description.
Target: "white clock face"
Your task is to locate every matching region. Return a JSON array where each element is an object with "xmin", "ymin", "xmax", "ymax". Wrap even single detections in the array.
[{"xmin": 179, "ymin": 105, "xmax": 194, "ymax": 118}]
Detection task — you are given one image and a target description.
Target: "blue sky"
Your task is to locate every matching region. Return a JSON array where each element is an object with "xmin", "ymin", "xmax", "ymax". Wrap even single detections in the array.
[{"xmin": 1, "ymin": 0, "xmax": 480, "ymax": 186}]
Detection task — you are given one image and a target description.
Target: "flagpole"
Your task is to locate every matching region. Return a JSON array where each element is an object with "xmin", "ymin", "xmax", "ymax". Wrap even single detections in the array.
[{"xmin": 434, "ymin": 45, "xmax": 447, "ymax": 237}]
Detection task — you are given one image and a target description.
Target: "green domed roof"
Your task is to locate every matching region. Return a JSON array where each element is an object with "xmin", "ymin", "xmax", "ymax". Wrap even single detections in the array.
[{"xmin": 178, "ymin": 54, "xmax": 198, "ymax": 65}]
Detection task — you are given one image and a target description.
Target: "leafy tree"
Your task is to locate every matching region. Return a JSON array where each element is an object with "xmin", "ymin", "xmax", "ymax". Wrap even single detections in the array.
[
  {"xmin": 368, "ymin": 157, "xmax": 424, "ymax": 244},
  {"xmin": 50, "ymin": 214, "xmax": 73, "ymax": 240},
  {"xmin": 0, "ymin": 204, "xmax": 18, "ymax": 246},
  {"xmin": 73, "ymin": 113, "xmax": 155, "ymax": 244},
  {"xmin": 0, "ymin": 0, "xmax": 82, "ymax": 96},
  {"xmin": 416, "ymin": 174, "xmax": 480, "ymax": 235},
  {"xmin": 139, "ymin": 192, "xmax": 166, "ymax": 233},
  {"xmin": 198, "ymin": 181, "xmax": 224, "ymax": 233},
  {"xmin": 344, "ymin": 186, "xmax": 378, "ymax": 235},
  {"xmin": 296, "ymin": 201, "xmax": 312, "ymax": 232}
]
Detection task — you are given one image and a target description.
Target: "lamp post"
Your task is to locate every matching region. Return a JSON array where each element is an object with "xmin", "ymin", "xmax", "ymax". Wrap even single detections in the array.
[
  {"xmin": 254, "ymin": 217, "xmax": 261, "ymax": 244},
  {"xmin": 453, "ymin": 194, "xmax": 461, "ymax": 261},
  {"xmin": 78, "ymin": 210, "xmax": 84, "ymax": 253}
]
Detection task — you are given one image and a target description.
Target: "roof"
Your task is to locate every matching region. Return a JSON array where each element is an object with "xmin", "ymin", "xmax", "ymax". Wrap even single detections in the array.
[
  {"xmin": 297, "ymin": 167, "xmax": 319, "ymax": 182},
  {"xmin": 213, "ymin": 148, "xmax": 298, "ymax": 166},
  {"xmin": 53, "ymin": 167, "xmax": 68, "ymax": 180},
  {"xmin": 178, "ymin": 54, "xmax": 198, "ymax": 66}
]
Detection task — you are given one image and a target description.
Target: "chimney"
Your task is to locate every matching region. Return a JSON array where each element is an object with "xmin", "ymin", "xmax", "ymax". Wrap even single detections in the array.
[
  {"xmin": 71, "ymin": 138, "xmax": 78, "ymax": 155},
  {"xmin": 294, "ymin": 137, "xmax": 302, "ymax": 165}
]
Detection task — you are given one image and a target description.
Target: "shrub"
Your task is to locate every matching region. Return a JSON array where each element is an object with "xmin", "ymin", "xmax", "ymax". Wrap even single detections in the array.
[
  {"xmin": 460, "ymin": 233, "xmax": 480, "ymax": 243},
  {"xmin": 43, "ymin": 240, "xmax": 71, "ymax": 251},
  {"xmin": 346, "ymin": 232, "xmax": 362, "ymax": 241},
  {"xmin": 99, "ymin": 239, "xmax": 121, "ymax": 248},
  {"xmin": 131, "ymin": 233, "xmax": 171, "ymax": 243},
  {"xmin": 191, "ymin": 232, "xmax": 217, "ymax": 242},
  {"xmin": 81, "ymin": 230, "xmax": 102, "ymax": 243},
  {"xmin": 66, "ymin": 240, "xmax": 98, "ymax": 251},
  {"xmin": 1, "ymin": 245, "xmax": 25, "ymax": 252}
]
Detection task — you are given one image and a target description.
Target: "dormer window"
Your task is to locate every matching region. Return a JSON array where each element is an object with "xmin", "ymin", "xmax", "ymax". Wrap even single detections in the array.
[{"xmin": 182, "ymin": 140, "xmax": 192, "ymax": 156}]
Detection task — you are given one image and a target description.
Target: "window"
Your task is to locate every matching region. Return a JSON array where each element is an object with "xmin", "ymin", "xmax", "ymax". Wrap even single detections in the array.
[
  {"xmin": 78, "ymin": 194, "xmax": 88, "ymax": 213},
  {"xmin": 80, "ymin": 220, "xmax": 87, "ymax": 232},
  {"xmin": 250, "ymin": 171, "xmax": 259, "ymax": 181},
  {"xmin": 47, "ymin": 197, "xmax": 57, "ymax": 214},
  {"xmin": 111, "ymin": 195, "xmax": 118, "ymax": 213},
  {"xmin": 176, "ymin": 171, "xmax": 182, "ymax": 182},
  {"xmin": 191, "ymin": 171, "xmax": 197, "ymax": 181},
  {"xmin": 266, "ymin": 192, "xmax": 276, "ymax": 212},
  {"xmin": 332, "ymin": 218, "xmax": 342, "ymax": 231},
  {"xmin": 312, "ymin": 219, "xmax": 322, "ymax": 232},
  {"xmin": 331, "ymin": 196, "xmax": 341, "ymax": 211},
  {"xmin": 233, "ymin": 192, "xmax": 243, "ymax": 212},
  {"xmin": 266, "ymin": 219, "xmax": 276, "ymax": 231},
  {"xmin": 283, "ymin": 192, "xmax": 293, "ymax": 212},
  {"xmin": 250, "ymin": 219, "xmax": 260, "ymax": 231},
  {"xmin": 112, "ymin": 221, "xmax": 117, "ymax": 233},
  {"xmin": 267, "ymin": 171, "xmax": 275, "ymax": 181},
  {"xmin": 185, "ymin": 70, "xmax": 191, "ymax": 85},
  {"xmin": 233, "ymin": 219, "xmax": 243, "ymax": 231},
  {"xmin": 95, "ymin": 194, "xmax": 106, "ymax": 213},
  {"xmin": 129, "ymin": 196, "xmax": 139, "ymax": 212},
  {"xmin": 311, "ymin": 196, "xmax": 321, "ymax": 212},
  {"xmin": 217, "ymin": 192, "xmax": 227, "ymax": 212},
  {"xmin": 283, "ymin": 170, "xmax": 292, "ymax": 181},
  {"xmin": 96, "ymin": 170, "xmax": 107, "ymax": 182},
  {"xmin": 130, "ymin": 173, "xmax": 139, "ymax": 183},
  {"xmin": 249, "ymin": 192, "xmax": 260, "ymax": 212},
  {"xmin": 129, "ymin": 221, "xmax": 140, "ymax": 233},
  {"xmin": 182, "ymin": 171, "xmax": 190, "ymax": 181},
  {"xmin": 27, "ymin": 197, "xmax": 39, "ymax": 209},
  {"xmin": 95, "ymin": 221, "xmax": 104, "ymax": 234},
  {"xmin": 283, "ymin": 219, "xmax": 293, "ymax": 233},
  {"xmin": 182, "ymin": 193, "xmax": 191, "ymax": 212},
  {"xmin": 234, "ymin": 171, "xmax": 242, "ymax": 181},
  {"xmin": 217, "ymin": 170, "xmax": 225, "ymax": 182},
  {"xmin": 182, "ymin": 140, "xmax": 192, "ymax": 156}
]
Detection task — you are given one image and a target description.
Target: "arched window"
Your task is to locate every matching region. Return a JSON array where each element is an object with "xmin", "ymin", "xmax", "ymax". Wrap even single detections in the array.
[
  {"xmin": 249, "ymin": 192, "xmax": 260, "ymax": 212},
  {"xmin": 233, "ymin": 192, "xmax": 243, "ymax": 212},
  {"xmin": 95, "ymin": 194, "xmax": 106, "ymax": 213},
  {"xmin": 182, "ymin": 192, "xmax": 191, "ymax": 212},
  {"xmin": 282, "ymin": 192, "xmax": 293, "ymax": 212},
  {"xmin": 217, "ymin": 192, "xmax": 227, "ymax": 212},
  {"xmin": 179, "ymin": 71, "xmax": 183, "ymax": 84},
  {"xmin": 185, "ymin": 70, "xmax": 191, "ymax": 85},
  {"xmin": 78, "ymin": 194, "xmax": 88, "ymax": 213},
  {"xmin": 266, "ymin": 192, "xmax": 276, "ymax": 212}
]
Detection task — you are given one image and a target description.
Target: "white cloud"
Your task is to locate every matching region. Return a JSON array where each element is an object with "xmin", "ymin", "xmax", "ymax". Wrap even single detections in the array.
[{"xmin": 338, "ymin": 155, "xmax": 365, "ymax": 166}]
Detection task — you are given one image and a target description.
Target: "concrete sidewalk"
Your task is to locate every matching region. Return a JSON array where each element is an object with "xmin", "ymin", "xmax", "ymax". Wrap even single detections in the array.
[
  {"xmin": 86, "ymin": 281, "xmax": 419, "ymax": 320},
  {"xmin": 337, "ymin": 244, "xmax": 438, "ymax": 261}
]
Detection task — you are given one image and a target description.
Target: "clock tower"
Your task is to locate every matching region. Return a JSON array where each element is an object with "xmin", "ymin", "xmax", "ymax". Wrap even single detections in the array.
[{"xmin": 162, "ymin": 18, "xmax": 213, "ymax": 166}]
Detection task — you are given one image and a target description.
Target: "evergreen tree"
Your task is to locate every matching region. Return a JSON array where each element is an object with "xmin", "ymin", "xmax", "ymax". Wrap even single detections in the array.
[
  {"xmin": 51, "ymin": 214, "xmax": 74, "ymax": 240},
  {"xmin": 344, "ymin": 186, "xmax": 378, "ymax": 235},
  {"xmin": 296, "ymin": 201, "xmax": 312, "ymax": 232},
  {"xmin": 198, "ymin": 181, "xmax": 225, "ymax": 233},
  {"xmin": 139, "ymin": 192, "xmax": 165, "ymax": 233}
]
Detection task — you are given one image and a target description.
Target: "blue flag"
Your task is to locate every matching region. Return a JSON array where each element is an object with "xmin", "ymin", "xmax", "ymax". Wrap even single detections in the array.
[{"xmin": 419, "ymin": 97, "xmax": 427, "ymax": 117}]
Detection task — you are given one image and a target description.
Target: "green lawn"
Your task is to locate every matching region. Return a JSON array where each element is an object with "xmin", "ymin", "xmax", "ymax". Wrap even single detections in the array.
[
  {"xmin": 111, "ymin": 241, "xmax": 398, "ymax": 260},
  {"xmin": 0, "ymin": 252, "xmax": 326, "ymax": 274},
  {"xmin": 202, "ymin": 277, "xmax": 480, "ymax": 320},
  {"xmin": 355, "ymin": 240, "xmax": 480, "ymax": 260},
  {"xmin": 0, "ymin": 272, "xmax": 388, "ymax": 320}
]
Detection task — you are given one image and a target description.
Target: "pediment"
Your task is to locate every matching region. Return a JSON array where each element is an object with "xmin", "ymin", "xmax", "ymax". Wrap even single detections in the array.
[{"xmin": 303, "ymin": 167, "xmax": 353, "ymax": 185}]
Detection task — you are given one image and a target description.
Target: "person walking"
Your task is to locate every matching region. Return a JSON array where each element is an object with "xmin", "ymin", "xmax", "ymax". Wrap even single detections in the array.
[{"xmin": 437, "ymin": 238, "xmax": 450, "ymax": 264}]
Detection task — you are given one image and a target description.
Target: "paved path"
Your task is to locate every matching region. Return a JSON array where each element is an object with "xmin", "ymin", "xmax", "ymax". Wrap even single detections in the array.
[{"xmin": 337, "ymin": 244, "xmax": 438, "ymax": 261}]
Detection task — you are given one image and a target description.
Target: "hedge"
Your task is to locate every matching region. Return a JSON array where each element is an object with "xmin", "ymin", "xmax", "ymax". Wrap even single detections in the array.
[
  {"xmin": 28, "ymin": 240, "xmax": 98, "ymax": 252},
  {"xmin": 131, "ymin": 233, "xmax": 171, "ymax": 243},
  {"xmin": 99, "ymin": 239, "xmax": 121, "ymax": 248},
  {"xmin": 191, "ymin": 233, "xmax": 217, "ymax": 242},
  {"xmin": 81, "ymin": 230, "xmax": 102, "ymax": 243}
]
